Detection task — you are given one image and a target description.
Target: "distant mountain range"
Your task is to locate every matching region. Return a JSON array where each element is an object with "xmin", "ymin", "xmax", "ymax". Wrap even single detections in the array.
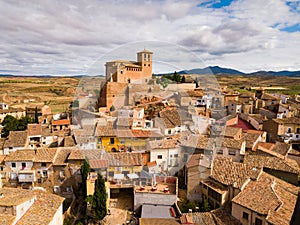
[
  {"xmin": 1, "ymin": 66, "xmax": 300, "ymax": 77},
  {"xmin": 157, "ymin": 66, "xmax": 300, "ymax": 77}
]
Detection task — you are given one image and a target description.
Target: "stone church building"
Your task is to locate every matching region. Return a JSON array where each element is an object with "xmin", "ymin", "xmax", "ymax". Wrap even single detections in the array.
[{"xmin": 99, "ymin": 49, "xmax": 157, "ymax": 109}]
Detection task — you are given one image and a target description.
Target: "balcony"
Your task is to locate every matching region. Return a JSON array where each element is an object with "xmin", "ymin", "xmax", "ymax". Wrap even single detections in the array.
[{"xmin": 18, "ymin": 170, "xmax": 35, "ymax": 182}]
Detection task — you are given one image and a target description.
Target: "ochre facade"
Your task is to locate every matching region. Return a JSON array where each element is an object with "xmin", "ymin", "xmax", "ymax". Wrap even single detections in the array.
[{"xmin": 100, "ymin": 50, "xmax": 153, "ymax": 109}]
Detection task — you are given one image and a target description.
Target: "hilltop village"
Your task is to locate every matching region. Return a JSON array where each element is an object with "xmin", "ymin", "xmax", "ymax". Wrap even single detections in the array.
[{"xmin": 0, "ymin": 50, "xmax": 300, "ymax": 225}]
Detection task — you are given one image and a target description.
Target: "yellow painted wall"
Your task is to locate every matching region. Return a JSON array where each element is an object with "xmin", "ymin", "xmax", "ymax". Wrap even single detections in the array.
[{"xmin": 96, "ymin": 136, "xmax": 121, "ymax": 152}]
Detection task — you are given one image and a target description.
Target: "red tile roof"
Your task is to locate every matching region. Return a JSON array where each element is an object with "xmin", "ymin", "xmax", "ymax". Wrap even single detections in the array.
[
  {"xmin": 229, "ymin": 118, "xmax": 255, "ymax": 131},
  {"xmin": 52, "ymin": 119, "xmax": 70, "ymax": 126},
  {"xmin": 89, "ymin": 159, "xmax": 109, "ymax": 169}
]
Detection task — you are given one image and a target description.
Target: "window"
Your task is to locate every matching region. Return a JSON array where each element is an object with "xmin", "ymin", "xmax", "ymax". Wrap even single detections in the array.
[
  {"xmin": 41, "ymin": 162, "xmax": 46, "ymax": 167},
  {"xmin": 296, "ymin": 128, "xmax": 300, "ymax": 134},
  {"xmin": 174, "ymin": 154, "xmax": 178, "ymax": 158},
  {"xmin": 229, "ymin": 150, "xmax": 236, "ymax": 156},
  {"xmin": 287, "ymin": 127, "xmax": 292, "ymax": 133},
  {"xmin": 120, "ymin": 71, "xmax": 123, "ymax": 74},
  {"xmin": 216, "ymin": 149, "xmax": 223, "ymax": 154},
  {"xmin": 42, "ymin": 170, "xmax": 48, "ymax": 177},
  {"xmin": 11, "ymin": 162, "xmax": 16, "ymax": 168},
  {"xmin": 21, "ymin": 163, "xmax": 26, "ymax": 169},
  {"xmin": 110, "ymin": 138, "xmax": 115, "ymax": 144},
  {"xmin": 98, "ymin": 138, "xmax": 102, "ymax": 144},
  {"xmin": 157, "ymin": 155, "xmax": 162, "ymax": 159},
  {"xmin": 255, "ymin": 218, "xmax": 263, "ymax": 225},
  {"xmin": 243, "ymin": 212, "xmax": 249, "ymax": 220}
]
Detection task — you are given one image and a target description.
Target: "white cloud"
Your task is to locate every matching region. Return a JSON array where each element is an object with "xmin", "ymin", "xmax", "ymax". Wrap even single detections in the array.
[{"xmin": 0, "ymin": 0, "xmax": 299, "ymax": 75}]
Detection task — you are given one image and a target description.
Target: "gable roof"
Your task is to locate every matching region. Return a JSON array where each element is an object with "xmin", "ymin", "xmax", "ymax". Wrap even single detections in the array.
[
  {"xmin": 210, "ymin": 156, "xmax": 251, "ymax": 189},
  {"xmin": 232, "ymin": 172, "xmax": 298, "ymax": 225},
  {"xmin": 4, "ymin": 150, "xmax": 35, "ymax": 162},
  {"xmin": 94, "ymin": 121, "xmax": 116, "ymax": 137},
  {"xmin": 16, "ymin": 189, "xmax": 64, "ymax": 225},
  {"xmin": 159, "ymin": 109, "xmax": 182, "ymax": 128},
  {"xmin": 148, "ymin": 139, "xmax": 179, "ymax": 149},
  {"xmin": 244, "ymin": 154, "xmax": 300, "ymax": 174},
  {"xmin": 34, "ymin": 148, "xmax": 58, "ymax": 162},
  {"xmin": 272, "ymin": 142, "xmax": 291, "ymax": 157},
  {"xmin": 89, "ymin": 159, "xmax": 109, "ymax": 169},
  {"xmin": 182, "ymin": 209, "xmax": 242, "ymax": 225},
  {"xmin": 106, "ymin": 152, "xmax": 143, "ymax": 167},
  {"xmin": 53, "ymin": 147, "xmax": 73, "ymax": 165},
  {"xmin": 224, "ymin": 126, "xmax": 242, "ymax": 138},
  {"xmin": 4, "ymin": 130, "xmax": 27, "ymax": 148},
  {"xmin": 241, "ymin": 132, "xmax": 261, "ymax": 149},
  {"xmin": 218, "ymin": 137, "xmax": 244, "ymax": 149},
  {"xmin": 273, "ymin": 117, "xmax": 300, "ymax": 124}
]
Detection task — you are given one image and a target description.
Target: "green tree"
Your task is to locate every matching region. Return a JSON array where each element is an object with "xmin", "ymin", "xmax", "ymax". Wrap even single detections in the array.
[
  {"xmin": 18, "ymin": 116, "xmax": 33, "ymax": 130},
  {"xmin": 109, "ymin": 105, "xmax": 115, "ymax": 112},
  {"xmin": 34, "ymin": 106, "xmax": 39, "ymax": 123},
  {"xmin": 93, "ymin": 173, "xmax": 107, "ymax": 221},
  {"xmin": 172, "ymin": 71, "xmax": 181, "ymax": 83},
  {"xmin": 201, "ymin": 196, "xmax": 210, "ymax": 212},
  {"xmin": 81, "ymin": 158, "xmax": 90, "ymax": 216},
  {"xmin": 181, "ymin": 75, "xmax": 186, "ymax": 83},
  {"xmin": 1, "ymin": 115, "xmax": 19, "ymax": 137}
]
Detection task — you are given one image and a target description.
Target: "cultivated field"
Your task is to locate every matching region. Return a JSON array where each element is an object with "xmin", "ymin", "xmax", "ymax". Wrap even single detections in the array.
[{"xmin": 0, "ymin": 76, "xmax": 79, "ymax": 112}]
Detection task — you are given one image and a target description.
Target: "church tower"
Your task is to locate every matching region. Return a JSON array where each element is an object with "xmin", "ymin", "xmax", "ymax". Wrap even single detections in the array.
[{"xmin": 137, "ymin": 49, "xmax": 153, "ymax": 80}]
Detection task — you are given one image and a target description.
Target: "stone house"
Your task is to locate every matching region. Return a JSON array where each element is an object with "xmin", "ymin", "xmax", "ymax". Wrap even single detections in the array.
[{"xmin": 232, "ymin": 171, "xmax": 298, "ymax": 225}]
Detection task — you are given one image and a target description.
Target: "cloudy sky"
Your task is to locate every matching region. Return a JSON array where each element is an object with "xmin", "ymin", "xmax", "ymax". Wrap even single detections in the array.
[{"xmin": 0, "ymin": 0, "xmax": 300, "ymax": 75}]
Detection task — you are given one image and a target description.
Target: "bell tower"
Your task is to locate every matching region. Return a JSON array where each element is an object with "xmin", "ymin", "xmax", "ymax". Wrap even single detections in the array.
[{"xmin": 137, "ymin": 49, "xmax": 153, "ymax": 80}]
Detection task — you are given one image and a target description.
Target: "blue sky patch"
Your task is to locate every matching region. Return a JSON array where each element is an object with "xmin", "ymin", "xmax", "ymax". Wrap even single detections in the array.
[
  {"xmin": 280, "ymin": 23, "xmax": 300, "ymax": 32},
  {"xmin": 198, "ymin": 0, "xmax": 234, "ymax": 8},
  {"xmin": 286, "ymin": 1, "xmax": 300, "ymax": 12}
]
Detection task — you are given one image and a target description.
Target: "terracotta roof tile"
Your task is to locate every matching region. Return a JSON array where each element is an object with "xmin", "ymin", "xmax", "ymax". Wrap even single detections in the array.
[
  {"xmin": 224, "ymin": 126, "xmax": 242, "ymax": 138},
  {"xmin": 242, "ymin": 132, "xmax": 260, "ymax": 149},
  {"xmin": 219, "ymin": 138, "xmax": 244, "ymax": 149},
  {"xmin": 232, "ymin": 172, "xmax": 298, "ymax": 225},
  {"xmin": 149, "ymin": 139, "xmax": 179, "ymax": 149},
  {"xmin": 89, "ymin": 159, "xmax": 109, "ymax": 169},
  {"xmin": 273, "ymin": 117, "xmax": 300, "ymax": 124},
  {"xmin": 67, "ymin": 149, "xmax": 84, "ymax": 160},
  {"xmin": 0, "ymin": 188, "xmax": 35, "ymax": 206},
  {"xmin": 272, "ymin": 142, "xmax": 291, "ymax": 156},
  {"xmin": 159, "ymin": 109, "xmax": 182, "ymax": 128},
  {"xmin": 244, "ymin": 155, "xmax": 300, "ymax": 174},
  {"xmin": 4, "ymin": 131, "xmax": 27, "ymax": 148},
  {"xmin": 94, "ymin": 121, "xmax": 116, "ymax": 137},
  {"xmin": 4, "ymin": 150, "xmax": 35, "ymax": 162},
  {"xmin": 0, "ymin": 214, "xmax": 15, "ymax": 225},
  {"xmin": 16, "ymin": 190, "xmax": 64, "ymax": 225},
  {"xmin": 117, "ymin": 129, "xmax": 163, "ymax": 138},
  {"xmin": 211, "ymin": 208, "xmax": 242, "ymax": 225},
  {"xmin": 27, "ymin": 124, "xmax": 42, "ymax": 136},
  {"xmin": 211, "ymin": 156, "xmax": 251, "ymax": 189},
  {"xmin": 53, "ymin": 148, "xmax": 73, "ymax": 165},
  {"xmin": 139, "ymin": 218, "xmax": 180, "ymax": 225},
  {"xmin": 52, "ymin": 119, "xmax": 70, "ymax": 126},
  {"xmin": 34, "ymin": 148, "xmax": 58, "ymax": 162},
  {"xmin": 106, "ymin": 152, "xmax": 143, "ymax": 167}
]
